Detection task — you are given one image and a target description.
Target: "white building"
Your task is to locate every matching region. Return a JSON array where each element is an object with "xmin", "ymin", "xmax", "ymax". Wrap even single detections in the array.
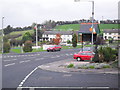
[
  {"xmin": 42, "ymin": 31, "xmax": 74, "ymax": 42},
  {"xmin": 103, "ymin": 29, "xmax": 120, "ymax": 40}
]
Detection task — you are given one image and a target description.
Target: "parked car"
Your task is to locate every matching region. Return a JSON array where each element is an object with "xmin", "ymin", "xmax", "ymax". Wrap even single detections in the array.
[
  {"xmin": 47, "ymin": 45, "xmax": 62, "ymax": 52},
  {"xmin": 73, "ymin": 51, "xmax": 94, "ymax": 61}
]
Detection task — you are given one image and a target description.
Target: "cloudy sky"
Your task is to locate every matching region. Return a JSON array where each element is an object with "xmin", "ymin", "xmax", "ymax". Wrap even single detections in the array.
[{"xmin": 0, "ymin": 0, "xmax": 119, "ymax": 28}]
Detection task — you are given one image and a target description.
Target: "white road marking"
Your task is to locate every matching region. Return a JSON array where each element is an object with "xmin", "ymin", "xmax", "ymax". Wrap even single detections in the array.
[
  {"xmin": 18, "ymin": 67, "xmax": 38, "ymax": 87},
  {"xmin": 56, "ymin": 55, "xmax": 60, "ymax": 57},
  {"xmin": 4, "ymin": 63, "xmax": 15, "ymax": 67},
  {"xmin": 4, "ymin": 59, "xmax": 17, "ymax": 62},
  {"xmin": 51, "ymin": 57, "xmax": 56, "ymax": 58},
  {"xmin": 35, "ymin": 58, "xmax": 44, "ymax": 61},
  {"xmin": 19, "ymin": 61, "xmax": 25, "ymax": 63},
  {"xmin": 19, "ymin": 60, "xmax": 30, "ymax": 63},
  {"xmin": 63, "ymin": 74, "xmax": 72, "ymax": 77},
  {"xmin": 24, "ymin": 60, "xmax": 30, "ymax": 62}
]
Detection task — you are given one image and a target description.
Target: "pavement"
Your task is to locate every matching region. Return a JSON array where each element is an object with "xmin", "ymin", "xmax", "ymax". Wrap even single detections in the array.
[{"xmin": 38, "ymin": 59, "xmax": 118, "ymax": 74}]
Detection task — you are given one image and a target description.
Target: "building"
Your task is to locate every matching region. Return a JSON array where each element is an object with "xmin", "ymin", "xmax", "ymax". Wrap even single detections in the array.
[
  {"xmin": 42, "ymin": 31, "xmax": 74, "ymax": 42},
  {"xmin": 103, "ymin": 29, "xmax": 120, "ymax": 40},
  {"xmin": 78, "ymin": 23, "xmax": 100, "ymax": 43}
]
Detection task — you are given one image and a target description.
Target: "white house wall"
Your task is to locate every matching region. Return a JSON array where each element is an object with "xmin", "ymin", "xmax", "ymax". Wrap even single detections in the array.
[
  {"xmin": 103, "ymin": 33, "xmax": 119, "ymax": 40},
  {"xmin": 42, "ymin": 34, "xmax": 72, "ymax": 42}
]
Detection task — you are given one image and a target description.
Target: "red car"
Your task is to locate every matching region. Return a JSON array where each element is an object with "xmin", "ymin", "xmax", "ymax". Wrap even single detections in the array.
[
  {"xmin": 47, "ymin": 45, "xmax": 62, "ymax": 52},
  {"xmin": 73, "ymin": 51, "xmax": 94, "ymax": 61}
]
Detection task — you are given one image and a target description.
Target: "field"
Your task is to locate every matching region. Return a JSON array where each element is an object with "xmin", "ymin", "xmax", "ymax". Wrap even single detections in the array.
[
  {"xmin": 99, "ymin": 24, "xmax": 119, "ymax": 29},
  {"xmin": 54, "ymin": 24, "xmax": 80, "ymax": 31},
  {"xmin": 6, "ymin": 29, "xmax": 34, "ymax": 40}
]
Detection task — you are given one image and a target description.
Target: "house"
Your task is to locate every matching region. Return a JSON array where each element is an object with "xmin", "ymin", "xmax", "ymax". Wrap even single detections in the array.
[
  {"xmin": 103, "ymin": 29, "xmax": 120, "ymax": 40},
  {"xmin": 42, "ymin": 31, "xmax": 74, "ymax": 42},
  {"xmin": 78, "ymin": 23, "xmax": 100, "ymax": 42}
]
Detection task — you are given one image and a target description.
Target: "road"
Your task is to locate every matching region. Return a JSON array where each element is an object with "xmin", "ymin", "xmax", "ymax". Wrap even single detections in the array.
[{"xmin": 2, "ymin": 48, "xmax": 118, "ymax": 89}]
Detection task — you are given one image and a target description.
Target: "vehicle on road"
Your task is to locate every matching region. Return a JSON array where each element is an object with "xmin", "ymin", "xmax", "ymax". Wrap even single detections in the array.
[
  {"xmin": 73, "ymin": 51, "xmax": 94, "ymax": 61},
  {"xmin": 47, "ymin": 45, "xmax": 62, "ymax": 52}
]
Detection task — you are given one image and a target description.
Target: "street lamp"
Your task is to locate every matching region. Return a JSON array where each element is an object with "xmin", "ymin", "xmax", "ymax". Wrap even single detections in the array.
[
  {"xmin": 74, "ymin": 0, "xmax": 94, "ymax": 52},
  {"xmin": 2, "ymin": 17, "xmax": 4, "ymax": 53},
  {"xmin": 36, "ymin": 24, "xmax": 38, "ymax": 47}
]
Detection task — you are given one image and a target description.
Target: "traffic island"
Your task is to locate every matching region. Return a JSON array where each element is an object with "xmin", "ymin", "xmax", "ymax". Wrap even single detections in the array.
[{"xmin": 38, "ymin": 59, "xmax": 118, "ymax": 74}]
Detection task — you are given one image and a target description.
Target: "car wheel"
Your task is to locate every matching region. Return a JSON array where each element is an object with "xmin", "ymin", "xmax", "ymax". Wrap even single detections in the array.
[
  {"xmin": 47, "ymin": 50, "xmax": 49, "ymax": 52},
  {"xmin": 77, "ymin": 57, "xmax": 81, "ymax": 61},
  {"xmin": 52, "ymin": 50, "xmax": 55, "ymax": 52}
]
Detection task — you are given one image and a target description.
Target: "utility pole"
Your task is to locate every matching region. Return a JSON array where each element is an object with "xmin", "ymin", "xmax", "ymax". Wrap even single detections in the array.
[
  {"xmin": 2, "ymin": 17, "xmax": 4, "ymax": 53},
  {"xmin": 90, "ymin": 1, "xmax": 94, "ymax": 52},
  {"xmin": 36, "ymin": 24, "xmax": 38, "ymax": 47}
]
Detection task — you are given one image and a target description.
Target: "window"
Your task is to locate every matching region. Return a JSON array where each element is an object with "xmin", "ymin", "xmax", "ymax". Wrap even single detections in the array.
[{"xmin": 80, "ymin": 53, "xmax": 87, "ymax": 55}]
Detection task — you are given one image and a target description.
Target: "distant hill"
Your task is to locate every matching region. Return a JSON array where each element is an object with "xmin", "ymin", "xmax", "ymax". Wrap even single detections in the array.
[
  {"xmin": 54, "ymin": 24, "xmax": 119, "ymax": 31},
  {"xmin": 99, "ymin": 24, "xmax": 119, "ymax": 29},
  {"xmin": 6, "ymin": 29, "xmax": 34, "ymax": 40},
  {"xmin": 6, "ymin": 24, "xmax": 119, "ymax": 40},
  {"xmin": 54, "ymin": 24, "xmax": 80, "ymax": 31}
]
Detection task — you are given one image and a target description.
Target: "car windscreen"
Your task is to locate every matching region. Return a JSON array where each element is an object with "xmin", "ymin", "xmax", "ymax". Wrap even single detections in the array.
[
  {"xmin": 87, "ymin": 53, "xmax": 93, "ymax": 55},
  {"xmin": 49, "ymin": 46, "xmax": 55, "ymax": 47}
]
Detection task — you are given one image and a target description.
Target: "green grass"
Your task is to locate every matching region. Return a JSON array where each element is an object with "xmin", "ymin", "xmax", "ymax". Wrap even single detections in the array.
[
  {"xmin": 10, "ymin": 47, "xmax": 46, "ymax": 53},
  {"xmin": 54, "ymin": 24, "xmax": 120, "ymax": 32},
  {"xmin": 7, "ymin": 29, "xmax": 34, "ymax": 40},
  {"xmin": 67, "ymin": 63, "xmax": 74, "ymax": 68},
  {"xmin": 11, "ymin": 48, "xmax": 22, "ymax": 53},
  {"xmin": 9, "ymin": 30, "xmax": 34, "ymax": 36},
  {"xmin": 99, "ymin": 24, "xmax": 120, "ymax": 29},
  {"xmin": 54, "ymin": 24, "xmax": 80, "ymax": 31}
]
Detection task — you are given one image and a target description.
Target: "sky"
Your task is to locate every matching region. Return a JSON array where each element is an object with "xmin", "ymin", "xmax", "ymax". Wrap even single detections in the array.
[{"xmin": 0, "ymin": 0, "xmax": 119, "ymax": 29}]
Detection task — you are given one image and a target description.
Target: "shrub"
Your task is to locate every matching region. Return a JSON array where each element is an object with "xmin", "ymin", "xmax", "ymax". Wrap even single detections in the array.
[
  {"xmin": 67, "ymin": 63, "xmax": 74, "ymax": 68},
  {"xmin": 89, "ymin": 65, "xmax": 95, "ymax": 69},
  {"xmin": 72, "ymin": 33, "xmax": 77, "ymax": 48},
  {"xmin": 67, "ymin": 40, "xmax": 71, "ymax": 44},
  {"xmin": 93, "ymin": 47, "xmax": 117, "ymax": 63},
  {"xmin": 3, "ymin": 42, "xmax": 11, "ymax": 53},
  {"xmin": 23, "ymin": 40, "xmax": 33, "ymax": 52}
]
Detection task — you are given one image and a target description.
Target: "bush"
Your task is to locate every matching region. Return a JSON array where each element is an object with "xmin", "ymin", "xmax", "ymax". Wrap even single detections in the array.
[
  {"xmin": 67, "ymin": 40, "xmax": 71, "ymax": 44},
  {"xmin": 72, "ymin": 33, "xmax": 77, "ymax": 48},
  {"xmin": 67, "ymin": 63, "xmax": 74, "ymax": 68},
  {"xmin": 23, "ymin": 40, "xmax": 33, "ymax": 52},
  {"xmin": 3, "ymin": 42, "xmax": 11, "ymax": 53},
  {"xmin": 93, "ymin": 47, "xmax": 117, "ymax": 63},
  {"xmin": 89, "ymin": 65, "xmax": 95, "ymax": 69}
]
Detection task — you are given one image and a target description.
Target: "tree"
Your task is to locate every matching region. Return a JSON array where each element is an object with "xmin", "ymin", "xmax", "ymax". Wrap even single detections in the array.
[
  {"xmin": 43, "ymin": 20, "xmax": 56, "ymax": 29},
  {"xmin": 53, "ymin": 34, "xmax": 62, "ymax": 45},
  {"xmin": 23, "ymin": 40, "xmax": 33, "ymax": 52},
  {"xmin": 72, "ymin": 33, "xmax": 77, "ymax": 48},
  {"xmin": 3, "ymin": 36, "xmax": 11, "ymax": 53},
  {"xmin": 3, "ymin": 42, "xmax": 11, "ymax": 53},
  {"xmin": 22, "ymin": 32, "xmax": 32, "ymax": 43},
  {"xmin": 93, "ymin": 47, "xmax": 117, "ymax": 63},
  {"xmin": 3, "ymin": 25, "xmax": 13, "ymax": 35},
  {"xmin": 33, "ymin": 23, "xmax": 44, "ymax": 42}
]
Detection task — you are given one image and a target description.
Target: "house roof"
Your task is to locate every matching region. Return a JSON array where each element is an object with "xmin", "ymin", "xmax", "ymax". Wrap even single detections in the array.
[
  {"xmin": 79, "ymin": 23, "xmax": 100, "ymax": 34},
  {"xmin": 103, "ymin": 29, "xmax": 119, "ymax": 33},
  {"xmin": 43, "ymin": 31, "xmax": 74, "ymax": 35}
]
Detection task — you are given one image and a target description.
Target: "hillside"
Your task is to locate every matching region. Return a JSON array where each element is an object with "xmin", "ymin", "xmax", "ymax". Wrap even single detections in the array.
[
  {"xmin": 6, "ymin": 24, "xmax": 119, "ymax": 40},
  {"xmin": 54, "ymin": 24, "xmax": 80, "ymax": 31},
  {"xmin": 54, "ymin": 24, "xmax": 119, "ymax": 31},
  {"xmin": 98, "ymin": 24, "xmax": 119, "ymax": 29},
  {"xmin": 6, "ymin": 29, "xmax": 34, "ymax": 40}
]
